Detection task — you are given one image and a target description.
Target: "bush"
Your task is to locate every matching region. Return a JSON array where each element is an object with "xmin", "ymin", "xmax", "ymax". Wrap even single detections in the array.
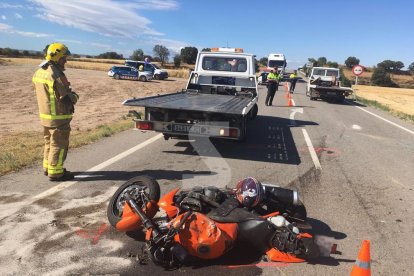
[
  {"xmin": 371, "ymin": 67, "xmax": 399, "ymax": 87},
  {"xmin": 339, "ymin": 68, "xmax": 352, "ymax": 87},
  {"xmin": 345, "ymin": 56, "xmax": 360, "ymax": 68},
  {"xmin": 173, "ymin": 54, "xmax": 181, "ymax": 68}
]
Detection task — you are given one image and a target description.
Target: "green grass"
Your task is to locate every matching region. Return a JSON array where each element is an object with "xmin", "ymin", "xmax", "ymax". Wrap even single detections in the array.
[
  {"xmin": 356, "ymin": 96, "xmax": 414, "ymax": 123},
  {"xmin": 0, "ymin": 119, "xmax": 134, "ymax": 176}
]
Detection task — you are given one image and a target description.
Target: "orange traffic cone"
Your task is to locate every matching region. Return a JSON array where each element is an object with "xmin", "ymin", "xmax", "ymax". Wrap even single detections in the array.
[
  {"xmin": 287, "ymin": 96, "xmax": 293, "ymax": 107},
  {"xmin": 350, "ymin": 240, "xmax": 371, "ymax": 276}
]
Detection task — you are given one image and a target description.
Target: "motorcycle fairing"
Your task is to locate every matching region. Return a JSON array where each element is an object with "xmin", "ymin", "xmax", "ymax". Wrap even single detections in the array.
[
  {"xmin": 115, "ymin": 200, "xmax": 158, "ymax": 232},
  {"xmin": 158, "ymin": 188, "xmax": 179, "ymax": 219},
  {"xmin": 266, "ymin": 248, "xmax": 305, "ymax": 263},
  {"xmin": 172, "ymin": 212, "xmax": 236, "ymax": 260}
]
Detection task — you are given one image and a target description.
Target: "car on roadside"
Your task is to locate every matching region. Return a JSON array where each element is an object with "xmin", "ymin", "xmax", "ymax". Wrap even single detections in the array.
[
  {"xmin": 125, "ymin": 60, "xmax": 169, "ymax": 80},
  {"xmin": 108, "ymin": 66, "xmax": 153, "ymax": 82}
]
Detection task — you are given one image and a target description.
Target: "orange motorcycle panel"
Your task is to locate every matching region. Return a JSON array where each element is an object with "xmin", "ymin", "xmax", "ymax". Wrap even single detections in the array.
[
  {"xmin": 298, "ymin": 232, "xmax": 312, "ymax": 239},
  {"xmin": 115, "ymin": 200, "xmax": 158, "ymax": 232},
  {"xmin": 173, "ymin": 213, "xmax": 235, "ymax": 260},
  {"xmin": 158, "ymin": 188, "xmax": 179, "ymax": 219},
  {"xmin": 145, "ymin": 228, "xmax": 153, "ymax": 241},
  {"xmin": 266, "ymin": 248, "xmax": 305, "ymax": 263},
  {"xmin": 261, "ymin": 211, "xmax": 280, "ymax": 219},
  {"xmin": 215, "ymin": 222, "xmax": 238, "ymax": 241}
]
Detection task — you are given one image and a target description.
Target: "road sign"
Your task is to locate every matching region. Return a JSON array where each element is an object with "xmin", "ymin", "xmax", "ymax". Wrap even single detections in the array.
[{"xmin": 352, "ymin": 65, "xmax": 364, "ymax": 76}]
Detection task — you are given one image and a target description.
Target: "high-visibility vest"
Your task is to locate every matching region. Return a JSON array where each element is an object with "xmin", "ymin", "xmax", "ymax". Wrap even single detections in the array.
[
  {"xmin": 268, "ymin": 72, "xmax": 279, "ymax": 81},
  {"xmin": 32, "ymin": 64, "xmax": 73, "ymax": 127},
  {"xmin": 290, "ymin": 73, "xmax": 297, "ymax": 79}
]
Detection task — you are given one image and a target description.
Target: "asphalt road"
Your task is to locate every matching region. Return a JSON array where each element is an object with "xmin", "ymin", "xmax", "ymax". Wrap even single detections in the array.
[{"xmin": 0, "ymin": 80, "xmax": 413, "ymax": 276}]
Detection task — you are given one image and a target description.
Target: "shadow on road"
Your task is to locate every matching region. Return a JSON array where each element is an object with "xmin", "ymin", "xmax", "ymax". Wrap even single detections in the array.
[
  {"xmin": 306, "ymin": 217, "xmax": 354, "ymax": 266},
  {"xmin": 72, "ymin": 169, "xmax": 215, "ymax": 182},
  {"xmin": 163, "ymin": 115, "xmax": 318, "ymax": 165}
]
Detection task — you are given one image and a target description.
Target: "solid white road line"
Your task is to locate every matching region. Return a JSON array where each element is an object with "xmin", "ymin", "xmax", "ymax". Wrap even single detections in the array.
[
  {"xmin": 346, "ymin": 100, "xmax": 414, "ymax": 135},
  {"xmin": 33, "ymin": 133, "xmax": 163, "ymax": 200},
  {"xmin": 289, "ymin": 95, "xmax": 321, "ymax": 169},
  {"xmin": 302, "ymin": 129, "xmax": 322, "ymax": 170}
]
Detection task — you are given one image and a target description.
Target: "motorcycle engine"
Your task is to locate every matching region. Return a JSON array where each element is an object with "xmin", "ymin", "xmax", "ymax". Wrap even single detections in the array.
[{"xmin": 272, "ymin": 228, "xmax": 300, "ymax": 254}]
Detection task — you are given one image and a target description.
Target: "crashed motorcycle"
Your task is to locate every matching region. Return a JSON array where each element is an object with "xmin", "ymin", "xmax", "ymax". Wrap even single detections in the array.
[{"xmin": 107, "ymin": 175, "xmax": 319, "ymax": 269}]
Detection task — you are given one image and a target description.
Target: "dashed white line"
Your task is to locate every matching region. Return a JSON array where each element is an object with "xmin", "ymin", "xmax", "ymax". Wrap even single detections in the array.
[
  {"xmin": 302, "ymin": 129, "xmax": 322, "ymax": 170},
  {"xmin": 346, "ymin": 100, "xmax": 414, "ymax": 135},
  {"xmin": 33, "ymin": 133, "xmax": 163, "ymax": 200}
]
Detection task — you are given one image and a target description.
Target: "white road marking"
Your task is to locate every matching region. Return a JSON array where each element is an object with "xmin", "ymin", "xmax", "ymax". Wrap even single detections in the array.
[
  {"xmin": 289, "ymin": 108, "xmax": 303, "ymax": 125},
  {"xmin": 302, "ymin": 129, "xmax": 322, "ymax": 170},
  {"xmin": 33, "ymin": 133, "xmax": 163, "ymax": 200},
  {"xmin": 352, "ymin": 124, "xmax": 362, "ymax": 130},
  {"xmin": 346, "ymin": 100, "xmax": 414, "ymax": 135}
]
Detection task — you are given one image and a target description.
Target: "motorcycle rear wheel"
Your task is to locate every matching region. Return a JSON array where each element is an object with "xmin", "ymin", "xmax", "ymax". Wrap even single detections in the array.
[{"xmin": 107, "ymin": 175, "xmax": 160, "ymax": 228}]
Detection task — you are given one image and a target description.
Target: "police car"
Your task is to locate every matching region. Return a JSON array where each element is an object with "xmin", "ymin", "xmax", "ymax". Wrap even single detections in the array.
[{"xmin": 107, "ymin": 66, "xmax": 153, "ymax": 82}]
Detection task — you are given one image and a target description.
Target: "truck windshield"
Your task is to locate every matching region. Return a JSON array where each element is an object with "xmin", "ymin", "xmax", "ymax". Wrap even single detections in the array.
[
  {"xmin": 268, "ymin": 60, "xmax": 285, "ymax": 67},
  {"xmin": 202, "ymin": 57, "xmax": 247, "ymax": 72},
  {"xmin": 326, "ymin": 70, "xmax": 339, "ymax": 77}
]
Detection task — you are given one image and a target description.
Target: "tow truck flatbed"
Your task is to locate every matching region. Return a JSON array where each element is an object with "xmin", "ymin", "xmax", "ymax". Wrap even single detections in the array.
[{"xmin": 123, "ymin": 90, "xmax": 256, "ymax": 115}]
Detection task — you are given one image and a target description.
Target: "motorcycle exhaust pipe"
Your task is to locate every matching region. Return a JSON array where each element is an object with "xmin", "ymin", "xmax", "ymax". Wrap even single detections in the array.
[{"xmin": 262, "ymin": 183, "xmax": 299, "ymax": 205}]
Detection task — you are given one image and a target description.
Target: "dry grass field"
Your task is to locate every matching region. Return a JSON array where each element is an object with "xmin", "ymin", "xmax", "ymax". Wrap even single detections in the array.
[
  {"xmin": 353, "ymin": 85, "xmax": 414, "ymax": 116},
  {"xmin": 0, "ymin": 59, "xmax": 188, "ymax": 175},
  {"xmin": 343, "ymin": 68, "xmax": 414, "ymax": 88},
  {"xmin": 1, "ymin": 57, "xmax": 191, "ymax": 78}
]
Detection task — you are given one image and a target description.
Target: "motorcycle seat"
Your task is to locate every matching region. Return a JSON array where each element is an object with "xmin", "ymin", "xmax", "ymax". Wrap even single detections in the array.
[{"xmin": 207, "ymin": 198, "xmax": 264, "ymax": 223}]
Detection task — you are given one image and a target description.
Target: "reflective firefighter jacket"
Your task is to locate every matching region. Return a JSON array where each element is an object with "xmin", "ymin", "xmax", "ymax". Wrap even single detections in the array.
[{"xmin": 32, "ymin": 63, "xmax": 78, "ymax": 127}]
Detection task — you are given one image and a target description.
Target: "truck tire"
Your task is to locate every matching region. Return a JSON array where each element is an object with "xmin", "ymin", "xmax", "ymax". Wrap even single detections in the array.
[
  {"xmin": 107, "ymin": 175, "xmax": 160, "ymax": 228},
  {"xmin": 139, "ymin": 75, "xmax": 147, "ymax": 82},
  {"xmin": 114, "ymin": 74, "xmax": 120, "ymax": 80},
  {"xmin": 249, "ymin": 104, "xmax": 258, "ymax": 120},
  {"xmin": 154, "ymin": 74, "xmax": 161, "ymax": 80}
]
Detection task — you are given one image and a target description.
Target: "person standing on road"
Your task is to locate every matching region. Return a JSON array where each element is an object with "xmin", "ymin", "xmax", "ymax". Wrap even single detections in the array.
[
  {"xmin": 289, "ymin": 70, "xmax": 298, "ymax": 93},
  {"xmin": 32, "ymin": 43, "xmax": 79, "ymax": 181},
  {"xmin": 265, "ymin": 68, "xmax": 280, "ymax": 106}
]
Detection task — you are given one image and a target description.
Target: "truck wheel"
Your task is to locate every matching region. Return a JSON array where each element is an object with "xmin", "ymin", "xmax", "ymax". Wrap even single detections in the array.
[
  {"xmin": 310, "ymin": 97, "xmax": 316, "ymax": 101},
  {"xmin": 249, "ymin": 104, "xmax": 258, "ymax": 120},
  {"xmin": 114, "ymin": 74, "xmax": 120, "ymax": 80},
  {"xmin": 154, "ymin": 74, "xmax": 160, "ymax": 80},
  {"xmin": 139, "ymin": 75, "xmax": 147, "ymax": 82}
]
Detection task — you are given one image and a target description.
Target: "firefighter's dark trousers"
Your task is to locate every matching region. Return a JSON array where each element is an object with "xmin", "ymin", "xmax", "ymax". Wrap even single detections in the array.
[{"xmin": 43, "ymin": 123, "xmax": 71, "ymax": 178}]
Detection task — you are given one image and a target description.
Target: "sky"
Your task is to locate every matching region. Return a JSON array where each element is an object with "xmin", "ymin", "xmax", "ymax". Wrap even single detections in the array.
[{"xmin": 0, "ymin": 0, "xmax": 413, "ymax": 69}]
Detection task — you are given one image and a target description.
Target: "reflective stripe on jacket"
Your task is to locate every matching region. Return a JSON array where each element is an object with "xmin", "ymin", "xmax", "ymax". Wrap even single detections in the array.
[{"xmin": 33, "ymin": 64, "xmax": 73, "ymax": 127}]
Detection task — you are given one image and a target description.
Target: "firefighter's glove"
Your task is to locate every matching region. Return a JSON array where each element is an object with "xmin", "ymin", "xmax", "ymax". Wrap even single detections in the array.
[
  {"xmin": 69, "ymin": 92, "xmax": 79, "ymax": 105},
  {"xmin": 180, "ymin": 196, "xmax": 202, "ymax": 212}
]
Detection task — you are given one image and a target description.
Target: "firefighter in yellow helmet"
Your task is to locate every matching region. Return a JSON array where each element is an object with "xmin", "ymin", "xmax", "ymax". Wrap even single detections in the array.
[{"xmin": 32, "ymin": 43, "xmax": 79, "ymax": 181}]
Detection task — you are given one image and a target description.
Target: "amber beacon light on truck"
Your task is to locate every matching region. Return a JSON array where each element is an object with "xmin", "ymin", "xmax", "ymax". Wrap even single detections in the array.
[{"xmin": 210, "ymin": 47, "xmax": 244, "ymax": 53}]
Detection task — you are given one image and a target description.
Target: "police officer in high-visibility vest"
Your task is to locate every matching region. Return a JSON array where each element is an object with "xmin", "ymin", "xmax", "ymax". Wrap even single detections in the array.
[
  {"xmin": 265, "ymin": 68, "xmax": 280, "ymax": 106},
  {"xmin": 32, "ymin": 43, "xmax": 79, "ymax": 181},
  {"xmin": 289, "ymin": 70, "xmax": 298, "ymax": 93}
]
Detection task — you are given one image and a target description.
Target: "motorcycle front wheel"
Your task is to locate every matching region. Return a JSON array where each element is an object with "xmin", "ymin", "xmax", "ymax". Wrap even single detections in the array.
[{"xmin": 107, "ymin": 175, "xmax": 161, "ymax": 228}]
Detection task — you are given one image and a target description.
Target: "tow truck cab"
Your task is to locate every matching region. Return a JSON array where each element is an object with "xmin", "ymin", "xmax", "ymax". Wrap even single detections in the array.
[{"xmin": 188, "ymin": 47, "xmax": 258, "ymax": 96}]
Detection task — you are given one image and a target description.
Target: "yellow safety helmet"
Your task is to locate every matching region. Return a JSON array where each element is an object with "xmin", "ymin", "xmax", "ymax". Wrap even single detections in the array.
[{"xmin": 45, "ymin": 43, "xmax": 71, "ymax": 62}]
